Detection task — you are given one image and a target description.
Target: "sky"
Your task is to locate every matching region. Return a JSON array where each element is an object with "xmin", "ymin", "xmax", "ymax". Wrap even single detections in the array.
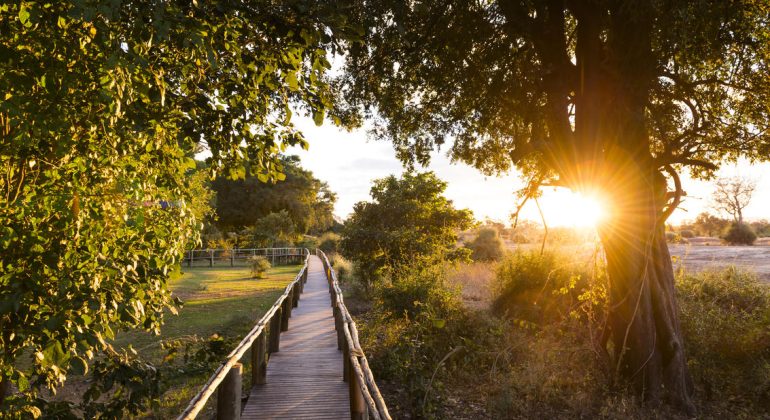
[{"xmin": 285, "ymin": 115, "xmax": 770, "ymax": 227}]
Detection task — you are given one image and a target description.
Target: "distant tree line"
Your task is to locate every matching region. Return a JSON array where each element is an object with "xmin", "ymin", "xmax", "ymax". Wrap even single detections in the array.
[{"xmin": 200, "ymin": 155, "xmax": 339, "ymax": 249}]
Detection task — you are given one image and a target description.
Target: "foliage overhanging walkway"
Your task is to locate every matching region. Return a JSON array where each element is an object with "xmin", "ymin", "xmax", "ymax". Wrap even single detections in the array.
[{"xmin": 178, "ymin": 250, "xmax": 390, "ymax": 420}]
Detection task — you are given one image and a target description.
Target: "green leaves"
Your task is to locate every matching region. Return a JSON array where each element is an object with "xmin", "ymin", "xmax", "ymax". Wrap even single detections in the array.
[
  {"xmin": 1, "ymin": 1, "xmax": 357, "ymax": 413},
  {"xmin": 341, "ymin": 172, "xmax": 474, "ymax": 287},
  {"xmin": 18, "ymin": 4, "xmax": 30, "ymax": 27}
]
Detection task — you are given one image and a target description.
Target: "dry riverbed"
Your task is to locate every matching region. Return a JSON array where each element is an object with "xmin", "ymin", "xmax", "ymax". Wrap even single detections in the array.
[{"xmin": 669, "ymin": 240, "xmax": 770, "ymax": 283}]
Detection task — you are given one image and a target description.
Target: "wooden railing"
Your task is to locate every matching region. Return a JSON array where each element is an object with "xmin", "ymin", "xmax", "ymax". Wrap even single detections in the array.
[
  {"xmin": 185, "ymin": 247, "xmax": 306, "ymax": 268},
  {"xmin": 177, "ymin": 249, "xmax": 310, "ymax": 420},
  {"xmin": 316, "ymin": 249, "xmax": 392, "ymax": 420}
]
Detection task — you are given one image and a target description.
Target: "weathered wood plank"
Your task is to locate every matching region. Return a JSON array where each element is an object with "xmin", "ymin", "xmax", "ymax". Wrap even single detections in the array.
[{"xmin": 242, "ymin": 256, "xmax": 348, "ymax": 419}]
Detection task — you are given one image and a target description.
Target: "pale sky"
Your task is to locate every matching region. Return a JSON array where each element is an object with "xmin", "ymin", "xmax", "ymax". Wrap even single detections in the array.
[{"xmin": 288, "ymin": 115, "xmax": 770, "ymax": 227}]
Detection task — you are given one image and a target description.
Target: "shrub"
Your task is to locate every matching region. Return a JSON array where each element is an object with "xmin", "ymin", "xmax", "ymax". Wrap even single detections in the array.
[
  {"xmin": 295, "ymin": 236, "xmax": 319, "ymax": 250},
  {"xmin": 376, "ymin": 265, "xmax": 460, "ymax": 319},
  {"xmin": 330, "ymin": 254, "xmax": 354, "ymax": 283},
  {"xmin": 318, "ymin": 232, "xmax": 341, "ymax": 254},
  {"xmin": 360, "ymin": 263, "xmax": 493, "ymax": 417},
  {"xmin": 677, "ymin": 267, "xmax": 770, "ymax": 410},
  {"xmin": 492, "ymin": 250, "xmax": 592, "ymax": 324},
  {"xmin": 248, "ymin": 255, "xmax": 272, "ymax": 278},
  {"xmin": 665, "ymin": 231, "xmax": 687, "ymax": 243},
  {"xmin": 468, "ymin": 227, "xmax": 505, "ymax": 261},
  {"xmin": 679, "ymin": 229, "xmax": 695, "ymax": 238},
  {"xmin": 722, "ymin": 222, "xmax": 757, "ymax": 245},
  {"xmin": 511, "ymin": 233, "xmax": 530, "ymax": 244}
]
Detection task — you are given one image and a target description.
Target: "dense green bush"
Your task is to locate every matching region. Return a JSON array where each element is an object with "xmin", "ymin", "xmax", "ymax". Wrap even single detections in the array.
[
  {"xmin": 248, "ymin": 256, "xmax": 272, "ymax": 278},
  {"xmin": 468, "ymin": 227, "xmax": 505, "ymax": 261},
  {"xmin": 722, "ymin": 222, "xmax": 757, "ymax": 245},
  {"xmin": 341, "ymin": 172, "xmax": 473, "ymax": 288},
  {"xmin": 376, "ymin": 265, "xmax": 460, "ymax": 319}
]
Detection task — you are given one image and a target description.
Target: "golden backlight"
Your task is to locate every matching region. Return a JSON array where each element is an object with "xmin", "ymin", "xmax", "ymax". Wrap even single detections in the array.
[{"xmin": 541, "ymin": 190, "xmax": 607, "ymax": 228}]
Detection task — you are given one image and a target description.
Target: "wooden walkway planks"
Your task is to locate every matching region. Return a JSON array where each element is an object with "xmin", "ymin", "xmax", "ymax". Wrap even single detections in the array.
[{"xmin": 241, "ymin": 255, "xmax": 349, "ymax": 419}]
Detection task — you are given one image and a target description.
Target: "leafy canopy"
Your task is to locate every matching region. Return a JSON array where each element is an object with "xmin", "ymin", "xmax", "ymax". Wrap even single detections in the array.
[
  {"xmin": 212, "ymin": 155, "xmax": 337, "ymax": 235},
  {"xmin": 339, "ymin": 0, "xmax": 770, "ymax": 192},
  {"xmin": 341, "ymin": 172, "xmax": 473, "ymax": 286},
  {"xmin": 0, "ymin": 0, "xmax": 358, "ymax": 412}
]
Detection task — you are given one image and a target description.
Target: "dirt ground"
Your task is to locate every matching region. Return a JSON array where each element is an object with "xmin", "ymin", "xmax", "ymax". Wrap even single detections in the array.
[{"xmin": 669, "ymin": 239, "xmax": 770, "ymax": 283}]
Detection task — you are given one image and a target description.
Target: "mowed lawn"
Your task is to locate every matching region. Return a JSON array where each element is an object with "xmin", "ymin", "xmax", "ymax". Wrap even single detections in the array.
[{"xmin": 112, "ymin": 264, "xmax": 302, "ymax": 417}]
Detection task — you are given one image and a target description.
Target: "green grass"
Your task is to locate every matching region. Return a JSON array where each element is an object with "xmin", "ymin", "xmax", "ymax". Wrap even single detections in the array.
[
  {"xmin": 116, "ymin": 265, "xmax": 301, "ymax": 355},
  {"xmin": 75, "ymin": 265, "xmax": 302, "ymax": 418}
]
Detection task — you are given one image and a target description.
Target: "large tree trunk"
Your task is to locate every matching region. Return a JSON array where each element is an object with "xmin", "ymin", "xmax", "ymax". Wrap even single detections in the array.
[{"xmin": 597, "ymin": 160, "xmax": 695, "ymax": 413}]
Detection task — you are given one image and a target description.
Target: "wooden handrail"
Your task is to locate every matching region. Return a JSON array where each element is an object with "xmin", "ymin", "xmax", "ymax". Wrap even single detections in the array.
[
  {"xmin": 316, "ymin": 249, "xmax": 392, "ymax": 420},
  {"xmin": 177, "ymin": 249, "xmax": 310, "ymax": 420}
]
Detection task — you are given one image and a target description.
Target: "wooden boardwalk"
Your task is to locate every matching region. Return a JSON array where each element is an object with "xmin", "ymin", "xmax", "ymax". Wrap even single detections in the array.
[{"xmin": 241, "ymin": 255, "xmax": 349, "ymax": 419}]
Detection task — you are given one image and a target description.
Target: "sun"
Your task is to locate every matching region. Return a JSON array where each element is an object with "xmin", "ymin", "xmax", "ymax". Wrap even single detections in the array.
[{"xmin": 541, "ymin": 190, "xmax": 608, "ymax": 228}]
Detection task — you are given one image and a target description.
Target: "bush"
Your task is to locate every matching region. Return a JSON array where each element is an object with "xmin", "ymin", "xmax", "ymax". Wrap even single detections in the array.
[
  {"xmin": 318, "ymin": 232, "xmax": 341, "ymax": 254},
  {"xmin": 679, "ymin": 229, "xmax": 695, "ymax": 238},
  {"xmin": 360, "ymin": 263, "xmax": 493, "ymax": 417},
  {"xmin": 248, "ymin": 255, "xmax": 271, "ymax": 278},
  {"xmin": 492, "ymin": 250, "xmax": 593, "ymax": 324},
  {"xmin": 511, "ymin": 233, "xmax": 530, "ymax": 244},
  {"xmin": 376, "ymin": 265, "xmax": 461, "ymax": 319},
  {"xmin": 677, "ymin": 267, "xmax": 770, "ymax": 410},
  {"xmin": 295, "ymin": 236, "xmax": 319, "ymax": 250},
  {"xmin": 330, "ymin": 254, "xmax": 354, "ymax": 283},
  {"xmin": 665, "ymin": 231, "xmax": 687, "ymax": 243},
  {"xmin": 468, "ymin": 227, "xmax": 505, "ymax": 261},
  {"xmin": 722, "ymin": 222, "xmax": 757, "ymax": 245}
]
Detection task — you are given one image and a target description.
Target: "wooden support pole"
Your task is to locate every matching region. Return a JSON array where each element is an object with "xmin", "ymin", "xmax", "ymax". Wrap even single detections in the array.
[
  {"xmin": 209, "ymin": 249, "xmax": 214, "ymax": 267},
  {"xmin": 251, "ymin": 332, "xmax": 267, "ymax": 385},
  {"xmin": 281, "ymin": 294, "xmax": 291, "ymax": 332},
  {"xmin": 216, "ymin": 363, "xmax": 242, "ymax": 420},
  {"xmin": 334, "ymin": 307, "xmax": 344, "ymax": 350},
  {"xmin": 349, "ymin": 365, "xmax": 368, "ymax": 420},
  {"xmin": 292, "ymin": 283, "xmax": 300, "ymax": 308},
  {"xmin": 343, "ymin": 339, "xmax": 350, "ymax": 383},
  {"xmin": 269, "ymin": 309, "xmax": 281, "ymax": 353}
]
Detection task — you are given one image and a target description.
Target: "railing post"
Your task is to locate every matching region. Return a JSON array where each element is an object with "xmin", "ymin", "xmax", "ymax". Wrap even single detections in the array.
[
  {"xmin": 292, "ymin": 282, "xmax": 300, "ymax": 307},
  {"xmin": 209, "ymin": 249, "xmax": 214, "ymax": 267},
  {"xmin": 281, "ymin": 294, "xmax": 292, "ymax": 332},
  {"xmin": 251, "ymin": 331, "xmax": 267, "ymax": 385},
  {"xmin": 334, "ymin": 307, "xmax": 344, "ymax": 350},
  {"xmin": 343, "ymin": 338, "xmax": 350, "ymax": 383},
  {"xmin": 230, "ymin": 249, "xmax": 234, "ymax": 267},
  {"xmin": 216, "ymin": 363, "xmax": 242, "ymax": 420},
  {"xmin": 188, "ymin": 250, "xmax": 192, "ymax": 267},
  {"xmin": 348, "ymin": 364, "xmax": 367, "ymax": 420},
  {"xmin": 269, "ymin": 309, "xmax": 281, "ymax": 353}
]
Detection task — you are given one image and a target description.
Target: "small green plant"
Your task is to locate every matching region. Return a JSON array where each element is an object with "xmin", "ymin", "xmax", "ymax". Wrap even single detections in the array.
[
  {"xmin": 722, "ymin": 222, "xmax": 757, "ymax": 245},
  {"xmin": 248, "ymin": 256, "xmax": 272, "ymax": 278}
]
